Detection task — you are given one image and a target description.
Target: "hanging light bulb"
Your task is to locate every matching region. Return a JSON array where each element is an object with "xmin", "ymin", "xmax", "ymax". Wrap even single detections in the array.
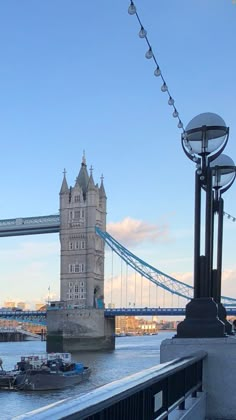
[
  {"xmin": 184, "ymin": 139, "xmax": 189, "ymax": 148},
  {"xmin": 154, "ymin": 67, "xmax": 161, "ymax": 77},
  {"xmin": 168, "ymin": 97, "xmax": 174, "ymax": 106},
  {"xmin": 233, "ymin": 218, "xmax": 236, "ymax": 222},
  {"xmin": 173, "ymin": 109, "xmax": 179, "ymax": 118},
  {"xmin": 145, "ymin": 47, "xmax": 153, "ymax": 59},
  {"xmin": 178, "ymin": 121, "xmax": 183, "ymax": 128},
  {"xmin": 139, "ymin": 26, "xmax": 147, "ymax": 38},
  {"xmin": 228, "ymin": 214, "xmax": 231, "ymax": 219},
  {"xmin": 200, "ymin": 175, "xmax": 205, "ymax": 181},
  {"xmin": 187, "ymin": 143, "xmax": 193, "ymax": 153},
  {"xmin": 197, "ymin": 169, "xmax": 202, "ymax": 175},
  {"xmin": 128, "ymin": 1, "xmax": 136, "ymax": 15},
  {"xmin": 161, "ymin": 83, "xmax": 168, "ymax": 92}
]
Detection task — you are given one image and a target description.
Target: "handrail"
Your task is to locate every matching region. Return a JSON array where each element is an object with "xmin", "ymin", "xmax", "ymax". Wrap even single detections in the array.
[{"xmin": 13, "ymin": 351, "xmax": 207, "ymax": 420}]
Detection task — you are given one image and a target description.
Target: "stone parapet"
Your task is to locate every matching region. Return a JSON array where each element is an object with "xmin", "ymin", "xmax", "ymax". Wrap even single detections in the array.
[{"xmin": 160, "ymin": 336, "xmax": 236, "ymax": 419}]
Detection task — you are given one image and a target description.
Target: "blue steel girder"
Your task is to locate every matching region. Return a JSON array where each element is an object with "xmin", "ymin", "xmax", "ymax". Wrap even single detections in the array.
[
  {"xmin": 104, "ymin": 307, "xmax": 236, "ymax": 316},
  {"xmin": 0, "ymin": 215, "xmax": 60, "ymax": 237},
  {"xmin": 1, "ymin": 308, "xmax": 236, "ymax": 321},
  {"xmin": 0, "ymin": 311, "xmax": 47, "ymax": 325},
  {"xmin": 95, "ymin": 227, "xmax": 236, "ymax": 306}
]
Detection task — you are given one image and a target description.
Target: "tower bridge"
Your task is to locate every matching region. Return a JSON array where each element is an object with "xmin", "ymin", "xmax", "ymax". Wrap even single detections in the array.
[{"xmin": 0, "ymin": 156, "xmax": 235, "ymax": 351}]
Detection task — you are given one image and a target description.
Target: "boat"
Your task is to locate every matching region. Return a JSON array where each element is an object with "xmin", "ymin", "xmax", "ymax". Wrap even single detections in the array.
[{"xmin": 0, "ymin": 352, "xmax": 90, "ymax": 391}]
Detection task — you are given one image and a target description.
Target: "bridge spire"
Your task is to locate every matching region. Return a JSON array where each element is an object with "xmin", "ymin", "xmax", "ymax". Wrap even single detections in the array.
[
  {"xmin": 88, "ymin": 166, "xmax": 96, "ymax": 190},
  {"xmin": 99, "ymin": 174, "xmax": 106, "ymax": 198},
  {"xmin": 60, "ymin": 169, "xmax": 69, "ymax": 194},
  {"xmin": 82, "ymin": 150, "xmax": 86, "ymax": 166},
  {"xmin": 75, "ymin": 155, "xmax": 89, "ymax": 196}
]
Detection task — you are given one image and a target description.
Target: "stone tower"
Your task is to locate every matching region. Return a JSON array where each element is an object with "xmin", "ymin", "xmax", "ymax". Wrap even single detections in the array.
[
  {"xmin": 59, "ymin": 155, "xmax": 106, "ymax": 309},
  {"xmin": 47, "ymin": 156, "xmax": 115, "ymax": 352}
]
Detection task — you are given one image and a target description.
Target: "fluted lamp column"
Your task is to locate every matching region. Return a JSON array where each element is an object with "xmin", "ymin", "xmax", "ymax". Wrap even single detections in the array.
[
  {"xmin": 210, "ymin": 155, "xmax": 236, "ymax": 334},
  {"xmin": 177, "ymin": 112, "xmax": 233, "ymax": 338}
]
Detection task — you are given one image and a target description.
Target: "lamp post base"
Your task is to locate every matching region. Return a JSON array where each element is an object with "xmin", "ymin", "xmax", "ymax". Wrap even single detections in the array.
[
  {"xmin": 217, "ymin": 302, "xmax": 233, "ymax": 335},
  {"xmin": 176, "ymin": 297, "xmax": 225, "ymax": 338}
]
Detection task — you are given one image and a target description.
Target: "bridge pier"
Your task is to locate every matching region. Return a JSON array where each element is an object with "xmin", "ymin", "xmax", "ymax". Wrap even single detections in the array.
[{"xmin": 46, "ymin": 307, "xmax": 115, "ymax": 352}]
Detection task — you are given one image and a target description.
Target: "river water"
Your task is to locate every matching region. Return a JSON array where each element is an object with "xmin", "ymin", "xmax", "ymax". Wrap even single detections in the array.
[{"xmin": 0, "ymin": 332, "xmax": 174, "ymax": 419}]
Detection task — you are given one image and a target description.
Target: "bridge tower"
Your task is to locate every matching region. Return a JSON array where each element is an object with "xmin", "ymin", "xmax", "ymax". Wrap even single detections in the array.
[
  {"xmin": 59, "ymin": 156, "xmax": 106, "ymax": 308},
  {"xmin": 47, "ymin": 156, "xmax": 115, "ymax": 352}
]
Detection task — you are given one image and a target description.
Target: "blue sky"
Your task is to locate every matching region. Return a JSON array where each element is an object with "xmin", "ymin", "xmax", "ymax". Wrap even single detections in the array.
[{"xmin": 0, "ymin": 0, "xmax": 235, "ymax": 308}]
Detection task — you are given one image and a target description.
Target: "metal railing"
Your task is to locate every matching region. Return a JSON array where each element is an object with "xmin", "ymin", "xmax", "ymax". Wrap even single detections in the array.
[{"xmin": 14, "ymin": 351, "xmax": 207, "ymax": 420}]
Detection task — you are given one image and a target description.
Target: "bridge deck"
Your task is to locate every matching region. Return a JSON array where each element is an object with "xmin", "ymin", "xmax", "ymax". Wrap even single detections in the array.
[
  {"xmin": 0, "ymin": 307, "xmax": 236, "ymax": 321},
  {"xmin": 0, "ymin": 215, "xmax": 60, "ymax": 237}
]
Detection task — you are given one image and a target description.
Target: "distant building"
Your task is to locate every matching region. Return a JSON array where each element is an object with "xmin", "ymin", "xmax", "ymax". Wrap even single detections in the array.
[
  {"xmin": 115, "ymin": 316, "xmax": 158, "ymax": 335},
  {"xmin": 35, "ymin": 303, "xmax": 45, "ymax": 311},
  {"xmin": 17, "ymin": 302, "xmax": 26, "ymax": 310},
  {"xmin": 4, "ymin": 301, "xmax": 15, "ymax": 308}
]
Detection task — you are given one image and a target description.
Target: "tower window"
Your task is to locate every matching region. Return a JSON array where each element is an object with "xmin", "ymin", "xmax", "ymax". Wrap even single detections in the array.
[
  {"xmin": 75, "ymin": 264, "xmax": 80, "ymax": 273},
  {"xmin": 69, "ymin": 264, "xmax": 74, "ymax": 273},
  {"xmin": 74, "ymin": 211, "xmax": 80, "ymax": 219},
  {"xmin": 75, "ymin": 195, "xmax": 80, "ymax": 202},
  {"xmin": 75, "ymin": 241, "xmax": 79, "ymax": 249},
  {"xmin": 79, "ymin": 263, "xmax": 85, "ymax": 273},
  {"xmin": 81, "ymin": 241, "xmax": 85, "ymax": 249},
  {"xmin": 69, "ymin": 242, "xmax": 73, "ymax": 250},
  {"xmin": 69, "ymin": 264, "xmax": 85, "ymax": 273}
]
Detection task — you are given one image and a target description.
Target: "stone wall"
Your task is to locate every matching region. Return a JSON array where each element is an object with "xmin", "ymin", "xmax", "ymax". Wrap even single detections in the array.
[
  {"xmin": 160, "ymin": 336, "xmax": 236, "ymax": 419},
  {"xmin": 46, "ymin": 308, "xmax": 115, "ymax": 352}
]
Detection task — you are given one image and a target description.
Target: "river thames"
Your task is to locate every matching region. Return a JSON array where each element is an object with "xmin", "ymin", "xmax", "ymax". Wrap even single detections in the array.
[{"xmin": 0, "ymin": 332, "xmax": 174, "ymax": 419}]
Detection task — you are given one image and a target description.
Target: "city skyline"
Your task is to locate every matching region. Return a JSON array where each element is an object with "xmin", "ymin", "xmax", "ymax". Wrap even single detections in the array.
[{"xmin": 0, "ymin": 1, "xmax": 235, "ymax": 306}]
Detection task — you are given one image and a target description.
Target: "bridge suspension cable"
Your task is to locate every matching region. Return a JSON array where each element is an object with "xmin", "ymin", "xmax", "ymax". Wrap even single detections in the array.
[
  {"xmin": 96, "ymin": 227, "xmax": 236, "ymax": 306},
  {"xmin": 96, "ymin": 227, "xmax": 192, "ymax": 300}
]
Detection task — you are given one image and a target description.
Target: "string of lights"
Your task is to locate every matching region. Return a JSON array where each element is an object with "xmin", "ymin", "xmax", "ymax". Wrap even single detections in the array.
[
  {"xmin": 127, "ymin": 1, "xmax": 198, "ymax": 160},
  {"xmin": 128, "ymin": 1, "xmax": 236, "ymax": 223},
  {"xmin": 128, "ymin": 3, "xmax": 184, "ymax": 128},
  {"xmin": 223, "ymin": 211, "xmax": 236, "ymax": 222}
]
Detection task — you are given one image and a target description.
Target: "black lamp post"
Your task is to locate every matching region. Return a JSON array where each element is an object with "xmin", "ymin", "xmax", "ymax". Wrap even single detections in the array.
[
  {"xmin": 176, "ymin": 113, "xmax": 236, "ymax": 338},
  {"xmin": 210, "ymin": 154, "xmax": 236, "ymax": 334}
]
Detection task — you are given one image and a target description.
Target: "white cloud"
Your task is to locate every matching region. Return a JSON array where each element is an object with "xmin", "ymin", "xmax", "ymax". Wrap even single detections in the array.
[{"xmin": 107, "ymin": 217, "xmax": 169, "ymax": 247}]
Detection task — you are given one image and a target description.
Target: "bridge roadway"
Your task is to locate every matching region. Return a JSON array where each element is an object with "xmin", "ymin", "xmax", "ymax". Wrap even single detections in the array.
[
  {"xmin": 0, "ymin": 215, "xmax": 60, "ymax": 237},
  {"xmin": 1, "ymin": 307, "xmax": 236, "ymax": 322}
]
